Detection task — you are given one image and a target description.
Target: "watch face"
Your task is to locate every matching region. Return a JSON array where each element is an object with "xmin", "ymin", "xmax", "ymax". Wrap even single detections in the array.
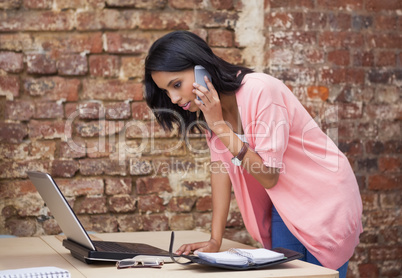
[{"xmin": 231, "ymin": 157, "xmax": 242, "ymax": 166}]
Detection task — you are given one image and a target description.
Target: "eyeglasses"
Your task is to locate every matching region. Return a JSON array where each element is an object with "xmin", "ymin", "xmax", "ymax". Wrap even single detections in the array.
[{"xmin": 116, "ymin": 258, "xmax": 164, "ymax": 269}]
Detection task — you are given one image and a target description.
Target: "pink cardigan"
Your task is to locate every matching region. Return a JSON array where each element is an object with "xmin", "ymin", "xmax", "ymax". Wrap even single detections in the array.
[{"xmin": 206, "ymin": 73, "xmax": 363, "ymax": 270}]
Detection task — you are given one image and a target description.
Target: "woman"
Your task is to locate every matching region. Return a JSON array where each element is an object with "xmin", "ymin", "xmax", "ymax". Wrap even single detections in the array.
[{"xmin": 144, "ymin": 30, "xmax": 362, "ymax": 277}]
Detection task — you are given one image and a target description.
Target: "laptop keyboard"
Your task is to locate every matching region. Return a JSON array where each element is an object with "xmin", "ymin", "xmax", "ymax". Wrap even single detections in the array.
[{"xmin": 93, "ymin": 241, "xmax": 169, "ymax": 255}]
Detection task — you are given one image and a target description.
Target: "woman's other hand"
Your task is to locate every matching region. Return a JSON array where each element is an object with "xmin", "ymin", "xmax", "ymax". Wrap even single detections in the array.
[{"xmin": 175, "ymin": 238, "xmax": 221, "ymax": 255}]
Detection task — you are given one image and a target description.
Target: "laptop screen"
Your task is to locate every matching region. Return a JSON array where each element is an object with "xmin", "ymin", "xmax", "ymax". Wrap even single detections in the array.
[{"xmin": 27, "ymin": 171, "xmax": 96, "ymax": 251}]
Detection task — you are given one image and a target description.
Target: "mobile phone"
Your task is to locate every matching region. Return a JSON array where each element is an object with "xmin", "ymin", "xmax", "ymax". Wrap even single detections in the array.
[{"xmin": 194, "ymin": 65, "xmax": 212, "ymax": 103}]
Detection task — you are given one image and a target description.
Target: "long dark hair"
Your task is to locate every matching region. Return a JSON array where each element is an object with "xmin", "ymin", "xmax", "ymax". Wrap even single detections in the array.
[{"xmin": 144, "ymin": 30, "xmax": 253, "ymax": 133}]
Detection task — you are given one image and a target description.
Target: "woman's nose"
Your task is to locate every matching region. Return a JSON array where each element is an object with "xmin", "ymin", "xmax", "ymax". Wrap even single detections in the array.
[{"xmin": 170, "ymin": 92, "xmax": 181, "ymax": 104}]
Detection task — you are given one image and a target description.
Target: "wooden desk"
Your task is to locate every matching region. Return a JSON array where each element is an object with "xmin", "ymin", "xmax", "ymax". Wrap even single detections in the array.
[{"xmin": 0, "ymin": 231, "xmax": 338, "ymax": 278}]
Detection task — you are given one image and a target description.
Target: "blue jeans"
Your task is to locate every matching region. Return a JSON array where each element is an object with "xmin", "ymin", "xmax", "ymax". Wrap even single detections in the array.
[{"xmin": 271, "ymin": 206, "xmax": 348, "ymax": 278}]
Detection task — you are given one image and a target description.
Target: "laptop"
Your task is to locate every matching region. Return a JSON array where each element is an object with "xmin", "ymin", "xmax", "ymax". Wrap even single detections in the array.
[{"xmin": 27, "ymin": 171, "xmax": 172, "ymax": 263}]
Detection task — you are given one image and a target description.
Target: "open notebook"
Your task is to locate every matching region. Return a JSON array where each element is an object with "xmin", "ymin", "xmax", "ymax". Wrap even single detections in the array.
[{"xmin": 27, "ymin": 171, "xmax": 171, "ymax": 263}]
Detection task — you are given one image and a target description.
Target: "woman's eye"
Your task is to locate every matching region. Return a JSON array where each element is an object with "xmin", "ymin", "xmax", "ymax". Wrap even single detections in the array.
[{"xmin": 174, "ymin": 82, "xmax": 181, "ymax": 89}]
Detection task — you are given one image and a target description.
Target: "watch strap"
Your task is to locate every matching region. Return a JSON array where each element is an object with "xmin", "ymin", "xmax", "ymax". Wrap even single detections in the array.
[{"xmin": 234, "ymin": 142, "xmax": 249, "ymax": 162}]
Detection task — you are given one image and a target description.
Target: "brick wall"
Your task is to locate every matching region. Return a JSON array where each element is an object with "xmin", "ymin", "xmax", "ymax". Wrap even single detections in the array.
[{"xmin": 0, "ymin": 0, "xmax": 400, "ymax": 277}]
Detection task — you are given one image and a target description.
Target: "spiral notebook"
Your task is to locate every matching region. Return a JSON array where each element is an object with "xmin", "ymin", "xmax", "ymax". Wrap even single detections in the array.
[
  {"xmin": 0, "ymin": 267, "xmax": 70, "ymax": 278},
  {"xmin": 197, "ymin": 248, "xmax": 286, "ymax": 266}
]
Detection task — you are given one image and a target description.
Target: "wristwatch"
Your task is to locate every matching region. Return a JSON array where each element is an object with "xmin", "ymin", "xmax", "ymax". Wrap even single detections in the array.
[{"xmin": 231, "ymin": 142, "xmax": 249, "ymax": 166}]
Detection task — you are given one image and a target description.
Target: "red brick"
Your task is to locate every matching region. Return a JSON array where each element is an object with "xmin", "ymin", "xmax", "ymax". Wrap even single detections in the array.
[
  {"xmin": 82, "ymin": 79, "xmax": 143, "ymax": 101},
  {"xmin": 328, "ymin": 13, "xmax": 351, "ymax": 31},
  {"xmin": 136, "ymin": 177, "xmax": 171, "ymax": 194},
  {"xmin": 42, "ymin": 219, "xmax": 62, "ymax": 235},
  {"xmin": 378, "ymin": 157, "xmax": 400, "ymax": 173},
  {"xmin": 76, "ymin": 10, "xmax": 139, "ymax": 31},
  {"xmin": 121, "ymin": 56, "xmax": 144, "ymax": 80},
  {"xmin": 0, "ymin": 33, "xmax": 33, "ymax": 52},
  {"xmin": 142, "ymin": 214, "xmax": 169, "ymax": 231},
  {"xmin": 270, "ymin": 0, "xmax": 314, "ymax": 9},
  {"xmin": 169, "ymin": 0, "xmax": 202, "ymax": 9},
  {"xmin": 338, "ymin": 102, "xmax": 363, "ymax": 119},
  {"xmin": 0, "ymin": 75, "xmax": 20, "ymax": 99},
  {"xmin": 117, "ymin": 214, "xmax": 143, "ymax": 232},
  {"xmin": 51, "ymin": 160, "xmax": 79, "ymax": 177},
  {"xmin": 353, "ymin": 51, "xmax": 374, "ymax": 67},
  {"xmin": 376, "ymin": 51, "xmax": 396, "ymax": 67},
  {"xmin": 305, "ymin": 12, "xmax": 327, "ymax": 30},
  {"xmin": 59, "ymin": 141, "xmax": 86, "ymax": 159},
  {"xmin": 196, "ymin": 195, "xmax": 212, "ymax": 212},
  {"xmin": 89, "ymin": 55, "xmax": 119, "ymax": 77},
  {"xmin": 380, "ymin": 193, "xmax": 402, "ymax": 210},
  {"xmin": 365, "ymin": 104, "xmax": 399, "ymax": 120},
  {"xmin": 34, "ymin": 32, "xmax": 103, "ymax": 54},
  {"xmin": 5, "ymin": 218, "xmax": 36, "ymax": 237},
  {"xmin": 197, "ymin": 10, "xmax": 238, "ymax": 29},
  {"xmin": 55, "ymin": 178, "xmax": 104, "ymax": 196},
  {"xmin": 328, "ymin": 50, "xmax": 350, "ymax": 66},
  {"xmin": 370, "ymin": 247, "xmax": 402, "ymax": 261},
  {"xmin": 0, "ymin": 123, "xmax": 28, "ymax": 143},
  {"xmin": 23, "ymin": 0, "xmax": 53, "ymax": 9},
  {"xmin": 34, "ymin": 102, "xmax": 64, "ymax": 119},
  {"xmin": 366, "ymin": 0, "xmax": 402, "ymax": 11},
  {"xmin": 105, "ymin": 102, "xmax": 131, "ymax": 120},
  {"xmin": 90, "ymin": 215, "xmax": 119, "ymax": 233},
  {"xmin": 265, "ymin": 12, "xmax": 303, "ymax": 30},
  {"xmin": 75, "ymin": 120, "xmax": 125, "ymax": 137},
  {"xmin": 0, "ymin": 52, "xmax": 23, "ymax": 73},
  {"xmin": 138, "ymin": 195, "xmax": 165, "ymax": 213},
  {"xmin": 368, "ymin": 175, "xmax": 400, "ymax": 191},
  {"xmin": 208, "ymin": 29, "xmax": 233, "ymax": 47},
  {"xmin": 212, "ymin": 48, "xmax": 243, "ymax": 65},
  {"xmin": 210, "ymin": 0, "xmax": 233, "ymax": 9},
  {"xmin": 194, "ymin": 212, "xmax": 212, "ymax": 228},
  {"xmin": 86, "ymin": 140, "xmax": 114, "ymax": 158},
  {"xmin": 170, "ymin": 214, "xmax": 194, "ymax": 230},
  {"xmin": 5, "ymin": 100, "xmax": 34, "ymax": 121},
  {"xmin": 74, "ymin": 196, "xmax": 108, "ymax": 214},
  {"xmin": 129, "ymin": 158, "xmax": 153, "ymax": 175},
  {"xmin": 105, "ymin": 32, "xmax": 153, "ymax": 54},
  {"xmin": 374, "ymin": 15, "xmax": 398, "ymax": 30},
  {"xmin": 79, "ymin": 159, "xmax": 127, "ymax": 176},
  {"xmin": 105, "ymin": 177, "xmax": 132, "ymax": 195},
  {"xmin": 78, "ymin": 102, "xmax": 104, "ymax": 120},
  {"xmin": 270, "ymin": 31, "xmax": 316, "ymax": 47},
  {"xmin": 107, "ymin": 0, "xmax": 167, "ymax": 8},
  {"xmin": 26, "ymin": 53, "xmax": 57, "ymax": 74},
  {"xmin": 139, "ymin": 11, "xmax": 192, "ymax": 30},
  {"xmin": 319, "ymin": 32, "xmax": 364, "ymax": 48},
  {"xmin": 28, "ymin": 120, "xmax": 66, "ymax": 139},
  {"xmin": 57, "ymin": 54, "xmax": 88, "ymax": 76},
  {"xmin": 320, "ymin": 68, "xmax": 364, "ymax": 84},
  {"xmin": 108, "ymin": 195, "xmax": 136, "ymax": 213},
  {"xmin": 358, "ymin": 264, "xmax": 379, "ymax": 278},
  {"xmin": 0, "ymin": 10, "xmax": 74, "ymax": 32},
  {"xmin": 227, "ymin": 211, "xmax": 244, "ymax": 227},
  {"xmin": 357, "ymin": 122, "xmax": 378, "ymax": 138},
  {"xmin": 24, "ymin": 77, "xmax": 80, "ymax": 101},
  {"xmin": 0, "ymin": 180, "xmax": 36, "ymax": 198},
  {"xmin": 316, "ymin": 0, "xmax": 363, "ymax": 10},
  {"xmin": 30, "ymin": 140, "xmax": 56, "ymax": 159},
  {"xmin": 0, "ymin": 143, "xmax": 29, "ymax": 161},
  {"xmin": 168, "ymin": 196, "xmax": 197, "ymax": 212},
  {"xmin": 0, "ymin": 160, "xmax": 50, "ymax": 179},
  {"xmin": 0, "ymin": 0, "xmax": 22, "ymax": 9},
  {"xmin": 367, "ymin": 34, "xmax": 402, "ymax": 49},
  {"xmin": 131, "ymin": 102, "xmax": 153, "ymax": 120}
]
